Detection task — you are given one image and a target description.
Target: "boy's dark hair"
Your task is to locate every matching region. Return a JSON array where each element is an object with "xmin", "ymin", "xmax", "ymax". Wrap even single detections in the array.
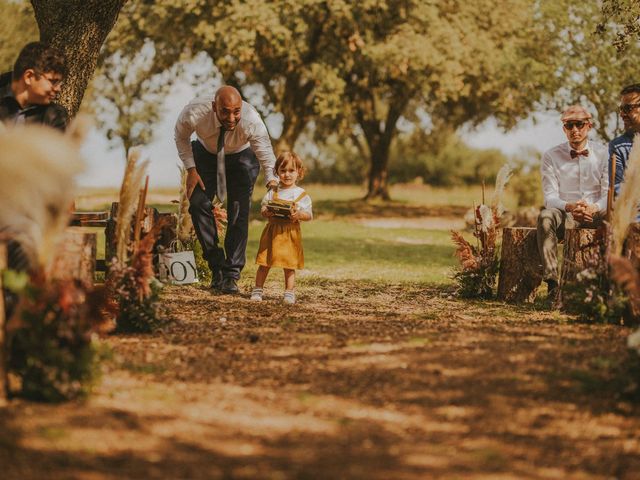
[
  {"xmin": 12, "ymin": 42, "xmax": 68, "ymax": 80},
  {"xmin": 621, "ymin": 83, "xmax": 640, "ymax": 96}
]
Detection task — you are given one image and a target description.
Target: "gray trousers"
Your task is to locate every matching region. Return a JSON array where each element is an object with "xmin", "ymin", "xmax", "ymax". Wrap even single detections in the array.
[{"xmin": 536, "ymin": 207, "xmax": 601, "ymax": 282}]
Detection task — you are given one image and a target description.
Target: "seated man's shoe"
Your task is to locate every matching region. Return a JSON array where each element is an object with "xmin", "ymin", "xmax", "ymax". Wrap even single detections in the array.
[
  {"xmin": 210, "ymin": 270, "xmax": 223, "ymax": 290},
  {"xmin": 221, "ymin": 277, "xmax": 239, "ymax": 294}
]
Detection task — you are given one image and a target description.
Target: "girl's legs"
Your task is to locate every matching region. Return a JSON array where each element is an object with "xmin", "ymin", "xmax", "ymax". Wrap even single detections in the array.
[
  {"xmin": 283, "ymin": 269, "xmax": 296, "ymax": 304},
  {"xmin": 255, "ymin": 265, "xmax": 270, "ymax": 288},
  {"xmin": 251, "ymin": 265, "xmax": 270, "ymax": 301}
]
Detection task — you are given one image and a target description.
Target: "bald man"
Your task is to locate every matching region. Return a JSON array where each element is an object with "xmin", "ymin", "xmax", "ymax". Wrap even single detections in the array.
[{"xmin": 175, "ymin": 86, "xmax": 278, "ymax": 294}]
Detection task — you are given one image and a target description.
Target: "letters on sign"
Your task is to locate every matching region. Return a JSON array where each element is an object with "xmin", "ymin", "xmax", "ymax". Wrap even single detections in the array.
[{"xmin": 159, "ymin": 251, "xmax": 198, "ymax": 285}]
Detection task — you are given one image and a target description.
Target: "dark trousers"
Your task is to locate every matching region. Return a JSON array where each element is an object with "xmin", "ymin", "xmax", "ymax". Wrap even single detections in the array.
[{"xmin": 188, "ymin": 141, "xmax": 260, "ymax": 280}]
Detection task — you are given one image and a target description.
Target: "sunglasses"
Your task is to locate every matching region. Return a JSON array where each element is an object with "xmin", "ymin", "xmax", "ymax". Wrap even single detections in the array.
[
  {"xmin": 563, "ymin": 121, "xmax": 587, "ymax": 130},
  {"xmin": 619, "ymin": 103, "xmax": 640, "ymax": 114}
]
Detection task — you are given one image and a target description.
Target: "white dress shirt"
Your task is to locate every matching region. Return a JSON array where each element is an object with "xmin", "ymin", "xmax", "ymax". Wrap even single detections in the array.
[
  {"xmin": 174, "ymin": 97, "xmax": 278, "ymax": 184},
  {"xmin": 540, "ymin": 141, "xmax": 609, "ymax": 212}
]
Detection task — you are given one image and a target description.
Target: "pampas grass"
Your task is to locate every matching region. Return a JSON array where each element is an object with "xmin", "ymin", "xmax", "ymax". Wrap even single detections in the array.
[
  {"xmin": 611, "ymin": 134, "xmax": 640, "ymax": 256},
  {"xmin": 114, "ymin": 148, "xmax": 148, "ymax": 264},
  {"xmin": 0, "ymin": 124, "xmax": 83, "ymax": 269},
  {"xmin": 490, "ymin": 164, "xmax": 513, "ymax": 217}
]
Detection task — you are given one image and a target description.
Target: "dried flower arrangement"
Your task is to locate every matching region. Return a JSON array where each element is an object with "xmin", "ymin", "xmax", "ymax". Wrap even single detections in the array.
[
  {"xmin": 608, "ymin": 135, "xmax": 640, "ymax": 333},
  {"xmin": 451, "ymin": 165, "xmax": 512, "ymax": 298},
  {"xmin": 106, "ymin": 149, "xmax": 166, "ymax": 333},
  {"xmin": 0, "ymin": 122, "xmax": 110, "ymax": 401}
]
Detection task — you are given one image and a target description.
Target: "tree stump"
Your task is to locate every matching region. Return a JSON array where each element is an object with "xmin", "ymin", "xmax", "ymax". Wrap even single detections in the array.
[
  {"xmin": 497, "ymin": 227, "xmax": 543, "ymax": 303},
  {"xmin": 0, "ymin": 243, "xmax": 7, "ymax": 404},
  {"xmin": 51, "ymin": 228, "xmax": 97, "ymax": 285},
  {"xmin": 624, "ymin": 223, "xmax": 640, "ymax": 263},
  {"xmin": 105, "ymin": 202, "xmax": 160, "ymax": 266},
  {"xmin": 559, "ymin": 228, "xmax": 603, "ymax": 287}
]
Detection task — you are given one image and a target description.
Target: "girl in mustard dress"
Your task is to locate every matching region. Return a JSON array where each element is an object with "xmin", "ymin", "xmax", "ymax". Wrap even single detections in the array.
[{"xmin": 252, "ymin": 151, "xmax": 312, "ymax": 304}]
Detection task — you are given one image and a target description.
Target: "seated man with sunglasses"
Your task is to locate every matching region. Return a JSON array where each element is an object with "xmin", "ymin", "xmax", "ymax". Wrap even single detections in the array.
[
  {"xmin": 538, "ymin": 105, "xmax": 609, "ymax": 300},
  {"xmin": 0, "ymin": 42, "xmax": 68, "ymax": 130},
  {"xmin": 610, "ymin": 83, "xmax": 640, "ymax": 198}
]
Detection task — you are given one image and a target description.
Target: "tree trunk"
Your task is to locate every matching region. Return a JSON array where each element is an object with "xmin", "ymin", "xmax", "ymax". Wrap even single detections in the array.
[
  {"xmin": 0, "ymin": 243, "xmax": 7, "ymax": 404},
  {"xmin": 31, "ymin": 0, "xmax": 126, "ymax": 116},
  {"xmin": 497, "ymin": 227, "xmax": 543, "ymax": 303},
  {"xmin": 365, "ymin": 146, "xmax": 391, "ymax": 200}
]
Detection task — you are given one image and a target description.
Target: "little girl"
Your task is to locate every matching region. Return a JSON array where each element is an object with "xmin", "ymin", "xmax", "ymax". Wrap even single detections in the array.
[{"xmin": 251, "ymin": 151, "xmax": 312, "ymax": 304}]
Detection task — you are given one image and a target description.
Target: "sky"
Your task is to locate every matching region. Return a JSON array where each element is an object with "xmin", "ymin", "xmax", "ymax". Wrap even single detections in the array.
[{"xmin": 76, "ymin": 86, "xmax": 572, "ymax": 190}]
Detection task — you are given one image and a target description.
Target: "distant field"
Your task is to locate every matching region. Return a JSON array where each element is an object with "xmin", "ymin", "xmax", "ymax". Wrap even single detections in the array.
[{"xmin": 76, "ymin": 183, "xmax": 517, "ymax": 214}]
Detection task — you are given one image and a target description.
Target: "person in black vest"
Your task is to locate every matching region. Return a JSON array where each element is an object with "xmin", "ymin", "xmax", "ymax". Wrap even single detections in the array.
[{"xmin": 0, "ymin": 41, "xmax": 68, "ymax": 130}]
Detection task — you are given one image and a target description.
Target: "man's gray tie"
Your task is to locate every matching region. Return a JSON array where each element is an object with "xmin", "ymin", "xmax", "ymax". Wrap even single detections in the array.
[{"xmin": 216, "ymin": 127, "xmax": 227, "ymax": 202}]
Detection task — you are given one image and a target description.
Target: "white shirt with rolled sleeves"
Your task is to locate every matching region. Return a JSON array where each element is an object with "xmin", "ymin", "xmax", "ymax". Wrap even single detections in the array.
[
  {"xmin": 540, "ymin": 141, "xmax": 609, "ymax": 212},
  {"xmin": 174, "ymin": 97, "xmax": 278, "ymax": 185}
]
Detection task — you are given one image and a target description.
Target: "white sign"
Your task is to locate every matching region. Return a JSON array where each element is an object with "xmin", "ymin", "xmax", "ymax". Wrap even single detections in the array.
[{"xmin": 159, "ymin": 251, "xmax": 198, "ymax": 285}]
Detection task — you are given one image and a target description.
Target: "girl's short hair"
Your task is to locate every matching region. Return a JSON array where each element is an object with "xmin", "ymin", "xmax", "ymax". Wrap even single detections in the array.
[{"xmin": 274, "ymin": 151, "xmax": 305, "ymax": 181}]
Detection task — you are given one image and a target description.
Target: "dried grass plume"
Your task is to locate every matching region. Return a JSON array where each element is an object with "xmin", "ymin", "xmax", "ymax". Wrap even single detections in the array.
[
  {"xmin": 115, "ymin": 148, "xmax": 148, "ymax": 264},
  {"xmin": 611, "ymin": 134, "xmax": 640, "ymax": 256},
  {"xmin": 0, "ymin": 124, "xmax": 83, "ymax": 268},
  {"xmin": 490, "ymin": 164, "xmax": 513, "ymax": 218}
]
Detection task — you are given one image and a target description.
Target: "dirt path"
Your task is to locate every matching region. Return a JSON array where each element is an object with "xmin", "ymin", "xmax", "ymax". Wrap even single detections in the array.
[{"xmin": 2, "ymin": 281, "xmax": 640, "ymax": 479}]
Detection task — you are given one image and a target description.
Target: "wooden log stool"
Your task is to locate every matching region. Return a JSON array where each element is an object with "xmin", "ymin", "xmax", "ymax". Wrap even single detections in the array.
[
  {"xmin": 51, "ymin": 227, "xmax": 97, "ymax": 285},
  {"xmin": 497, "ymin": 227, "xmax": 543, "ymax": 303},
  {"xmin": 623, "ymin": 223, "xmax": 640, "ymax": 263},
  {"xmin": 0, "ymin": 243, "xmax": 7, "ymax": 403},
  {"xmin": 105, "ymin": 202, "xmax": 161, "ymax": 266},
  {"xmin": 559, "ymin": 227, "xmax": 602, "ymax": 287}
]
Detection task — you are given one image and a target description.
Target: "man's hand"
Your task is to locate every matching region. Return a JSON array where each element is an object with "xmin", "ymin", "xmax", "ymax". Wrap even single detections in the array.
[
  {"xmin": 266, "ymin": 180, "xmax": 278, "ymax": 191},
  {"xmin": 572, "ymin": 202, "xmax": 597, "ymax": 223},
  {"xmin": 186, "ymin": 167, "xmax": 205, "ymax": 199}
]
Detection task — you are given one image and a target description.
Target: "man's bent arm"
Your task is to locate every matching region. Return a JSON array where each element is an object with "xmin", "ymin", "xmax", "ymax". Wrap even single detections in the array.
[
  {"xmin": 175, "ymin": 101, "xmax": 210, "ymax": 169},
  {"xmin": 540, "ymin": 152, "xmax": 566, "ymax": 211},
  {"xmin": 248, "ymin": 121, "xmax": 278, "ymax": 185}
]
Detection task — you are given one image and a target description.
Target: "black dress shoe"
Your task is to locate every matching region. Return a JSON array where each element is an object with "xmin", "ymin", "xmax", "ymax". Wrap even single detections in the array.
[
  {"xmin": 210, "ymin": 271, "xmax": 223, "ymax": 290},
  {"xmin": 221, "ymin": 277, "xmax": 239, "ymax": 294}
]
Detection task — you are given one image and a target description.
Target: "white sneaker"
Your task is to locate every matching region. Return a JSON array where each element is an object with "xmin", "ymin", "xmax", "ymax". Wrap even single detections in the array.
[
  {"xmin": 283, "ymin": 290, "xmax": 296, "ymax": 304},
  {"xmin": 250, "ymin": 287, "xmax": 263, "ymax": 301}
]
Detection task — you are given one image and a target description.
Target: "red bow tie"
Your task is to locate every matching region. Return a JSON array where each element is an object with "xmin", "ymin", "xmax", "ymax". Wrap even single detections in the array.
[{"xmin": 570, "ymin": 149, "xmax": 589, "ymax": 158}]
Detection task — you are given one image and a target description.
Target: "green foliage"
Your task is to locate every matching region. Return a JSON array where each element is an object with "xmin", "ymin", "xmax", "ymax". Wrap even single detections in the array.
[
  {"xmin": 0, "ymin": 0, "xmax": 38, "ymax": 72},
  {"xmin": 548, "ymin": 0, "xmax": 640, "ymax": 142},
  {"xmin": 598, "ymin": 0, "xmax": 640, "ymax": 52},
  {"xmin": 562, "ymin": 266, "xmax": 628, "ymax": 324},
  {"xmin": 7, "ymin": 275, "xmax": 105, "ymax": 402},
  {"xmin": 453, "ymin": 261, "xmax": 499, "ymax": 299},
  {"xmin": 390, "ymin": 131, "xmax": 508, "ymax": 186},
  {"xmin": 113, "ymin": 272, "xmax": 165, "ymax": 334},
  {"xmin": 510, "ymin": 168, "xmax": 543, "ymax": 208},
  {"xmin": 192, "ymin": 238, "xmax": 211, "ymax": 285}
]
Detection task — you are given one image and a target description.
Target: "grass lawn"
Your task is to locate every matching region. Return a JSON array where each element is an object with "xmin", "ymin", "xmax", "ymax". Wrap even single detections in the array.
[{"xmin": 244, "ymin": 219, "xmax": 458, "ymax": 286}]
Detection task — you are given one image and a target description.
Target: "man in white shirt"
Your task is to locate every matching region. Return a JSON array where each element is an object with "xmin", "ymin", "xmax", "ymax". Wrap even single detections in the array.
[
  {"xmin": 537, "ymin": 105, "xmax": 609, "ymax": 298},
  {"xmin": 175, "ymin": 86, "xmax": 278, "ymax": 293}
]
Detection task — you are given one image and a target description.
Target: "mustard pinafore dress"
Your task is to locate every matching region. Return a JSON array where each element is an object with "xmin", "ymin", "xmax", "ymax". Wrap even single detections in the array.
[{"xmin": 256, "ymin": 189, "xmax": 307, "ymax": 270}]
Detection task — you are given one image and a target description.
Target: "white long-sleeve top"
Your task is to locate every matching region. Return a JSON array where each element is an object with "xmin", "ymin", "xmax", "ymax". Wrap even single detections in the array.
[
  {"xmin": 261, "ymin": 185, "xmax": 313, "ymax": 218},
  {"xmin": 174, "ymin": 97, "xmax": 278, "ymax": 184},
  {"xmin": 540, "ymin": 141, "xmax": 609, "ymax": 212}
]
